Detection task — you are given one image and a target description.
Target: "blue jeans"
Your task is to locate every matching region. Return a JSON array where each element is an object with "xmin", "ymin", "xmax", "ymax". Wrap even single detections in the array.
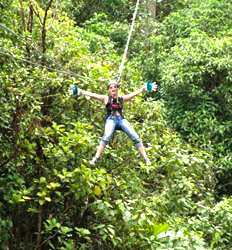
[{"xmin": 100, "ymin": 115, "xmax": 142, "ymax": 148}]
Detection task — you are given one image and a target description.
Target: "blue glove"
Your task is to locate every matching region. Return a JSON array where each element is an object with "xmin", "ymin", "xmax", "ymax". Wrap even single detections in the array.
[
  {"xmin": 69, "ymin": 84, "xmax": 81, "ymax": 96},
  {"xmin": 145, "ymin": 82, "xmax": 158, "ymax": 92}
]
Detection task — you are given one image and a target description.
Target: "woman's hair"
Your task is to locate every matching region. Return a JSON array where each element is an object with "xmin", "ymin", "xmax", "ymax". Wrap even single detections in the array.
[{"xmin": 108, "ymin": 79, "xmax": 120, "ymax": 88}]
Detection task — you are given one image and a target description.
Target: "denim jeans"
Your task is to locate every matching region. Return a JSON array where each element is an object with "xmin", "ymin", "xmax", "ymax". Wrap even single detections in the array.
[{"xmin": 100, "ymin": 115, "xmax": 142, "ymax": 148}]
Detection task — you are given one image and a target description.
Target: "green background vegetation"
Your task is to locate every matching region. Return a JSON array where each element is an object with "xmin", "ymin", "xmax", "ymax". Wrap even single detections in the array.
[{"xmin": 0, "ymin": 0, "xmax": 231, "ymax": 249}]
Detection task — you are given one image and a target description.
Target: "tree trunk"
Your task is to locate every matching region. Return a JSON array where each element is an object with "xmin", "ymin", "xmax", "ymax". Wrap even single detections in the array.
[
  {"xmin": 41, "ymin": 0, "xmax": 53, "ymax": 54},
  {"xmin": 18, "ymin": 0, "xmax": 26, "ymax": 32},
  {"xmin": 26, "ymin": 1, "xmax": 34, "ymax": 58},
  {"xmin": 36, "ymin": 206, "xmax": 43, "ymax": 250},
  {"xmin": 147, "ymin": 0, "xmax": 156, "ymax": 18}
]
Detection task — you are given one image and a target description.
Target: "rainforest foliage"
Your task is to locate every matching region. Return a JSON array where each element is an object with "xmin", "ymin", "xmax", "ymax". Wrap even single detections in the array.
[{"xmin": 0, "ymin": 0, "xmax": 231, "ymax": 249}]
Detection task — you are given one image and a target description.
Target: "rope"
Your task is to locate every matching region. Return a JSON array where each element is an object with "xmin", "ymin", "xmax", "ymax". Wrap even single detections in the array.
[{"xmin": 116, "ymin": 0, "xmax": 140, "ymax": 84}]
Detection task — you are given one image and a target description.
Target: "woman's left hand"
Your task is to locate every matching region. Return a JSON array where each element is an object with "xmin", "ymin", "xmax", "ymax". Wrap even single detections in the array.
[{"xmin": 144, "ymin": 82, "xmax": 158, "ymax": 92}]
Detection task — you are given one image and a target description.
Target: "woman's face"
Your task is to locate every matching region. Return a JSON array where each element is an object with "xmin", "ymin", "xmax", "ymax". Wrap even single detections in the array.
[{"xmin": 108, "ymin": 83, "xmax": 119, "ymax": 97}]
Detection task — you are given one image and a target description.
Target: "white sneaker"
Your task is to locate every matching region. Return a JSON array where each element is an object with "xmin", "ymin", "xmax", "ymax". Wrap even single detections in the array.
[
  {"xmin": 89, "ymin": 157, "xmax": 99, "ymax": 166},
  {"xmin": 144, "ymin": 158, "xmax": 151, "ymax": 166}
]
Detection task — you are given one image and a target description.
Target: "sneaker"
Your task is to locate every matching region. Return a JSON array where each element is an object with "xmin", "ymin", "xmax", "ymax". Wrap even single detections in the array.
[
  {"xmin": 144, "ymin": 158, "xmax": 151, "ymax": 166},
  {"xmin": 89, "ymin": 157, "xmax": 99, "ymax": 166}
]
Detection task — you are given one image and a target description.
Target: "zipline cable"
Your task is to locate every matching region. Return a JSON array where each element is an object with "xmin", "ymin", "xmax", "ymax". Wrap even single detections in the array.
[
  {"xmin": 1, "ymin": 0, "xmax": 141, "ymax": 86},
  {"xmin": 117, "ymin": 0, "xmax": 140, "ymax": 84},
  {"xmin": 0, "ymin": 23, "xmax": 40, "ymax": 53},
  {"xmin": 0, "ymin": 23, "xmax": 95, "ymax": 83},
  {"xmin": 0, "ymin": 49, "xmax": 94, "ymax": 82}
]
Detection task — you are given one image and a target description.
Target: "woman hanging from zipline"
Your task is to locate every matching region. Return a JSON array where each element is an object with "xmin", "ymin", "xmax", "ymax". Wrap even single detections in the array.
[{"xmin": 70, "ymin": 80, "xmax": 157, "ymax": 165}]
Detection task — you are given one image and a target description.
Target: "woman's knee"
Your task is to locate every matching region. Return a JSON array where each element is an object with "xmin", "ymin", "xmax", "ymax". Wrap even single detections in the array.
[
  {"xmin": 133, "ymin": 137, "xmax": 142, "ymax": 147},
  {"xmin": 125, "ymin": 125, "xmax": 142, "ymax": 146},
  {"xmin": 101, "ymin": 134, "xmax": 112, "ymax": 145},
  {"xmin": 101, "ymin": 119, "xmax": 115, "ymax": 145}
]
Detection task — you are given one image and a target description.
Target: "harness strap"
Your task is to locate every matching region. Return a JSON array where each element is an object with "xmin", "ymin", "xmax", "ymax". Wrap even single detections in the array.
[{"xmin": 106, "ymin": 96, "xmax": 124, "ymax": 118}]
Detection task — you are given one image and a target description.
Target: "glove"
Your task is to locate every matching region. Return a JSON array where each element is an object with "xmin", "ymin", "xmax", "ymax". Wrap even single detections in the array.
[
  {"xmin": 69, "ymin": 84, "xmax": 82, "ymax": 96},
  {"xmin": 145, "ymin": 82, "xmax": 158, "ymax": 93}
]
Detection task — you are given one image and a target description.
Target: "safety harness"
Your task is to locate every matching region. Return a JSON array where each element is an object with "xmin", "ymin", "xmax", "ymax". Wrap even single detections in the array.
[{"xmin": 105, "ymin": 96, "xmax": 124, "ymax": 119}]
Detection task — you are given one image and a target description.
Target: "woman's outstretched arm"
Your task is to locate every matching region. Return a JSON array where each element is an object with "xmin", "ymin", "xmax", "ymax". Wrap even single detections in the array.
[
  {"xmin": 80, "ymin": 89, "xmax": 107, "ymax": 103},
  {"xmin": 122, "ymin": 86, "xmax": 145, "ymax": 102}
]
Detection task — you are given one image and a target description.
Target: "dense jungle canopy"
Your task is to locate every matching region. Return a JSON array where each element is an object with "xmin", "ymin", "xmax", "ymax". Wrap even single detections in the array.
[{"xmin": 0, "ymin": 0, "xmax": 232, "ymax": 249}]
